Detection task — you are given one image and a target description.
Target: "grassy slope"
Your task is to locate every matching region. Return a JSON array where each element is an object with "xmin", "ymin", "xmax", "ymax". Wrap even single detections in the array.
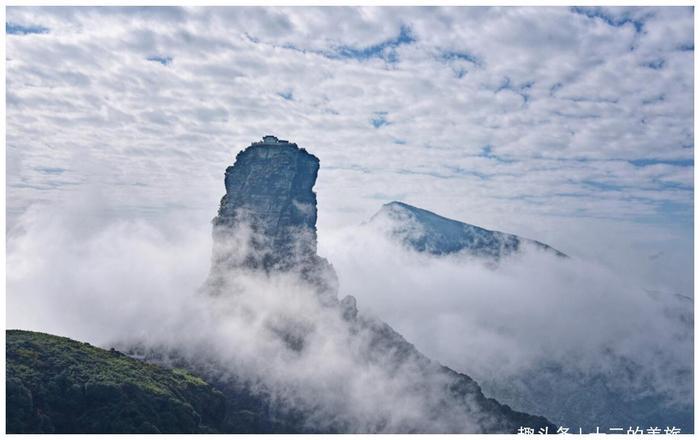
[{"xmin": 6, "ymin": 329, "xmax": 227, "ymax": 433}]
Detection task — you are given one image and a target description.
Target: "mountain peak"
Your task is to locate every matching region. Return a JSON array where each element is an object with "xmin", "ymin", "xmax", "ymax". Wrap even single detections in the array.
[
  {"xmin": 206, "ymin": 136, "xmax": 337, "ymax": 297},
  {"xmin": 372, "ymin": 201, "xmax": 566, "ymax": 259}
]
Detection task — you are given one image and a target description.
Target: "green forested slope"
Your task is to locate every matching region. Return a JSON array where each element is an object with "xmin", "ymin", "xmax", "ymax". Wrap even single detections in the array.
[{"xmin": 6, "ymin": 330, "xmax": 226, "ymax": 433}]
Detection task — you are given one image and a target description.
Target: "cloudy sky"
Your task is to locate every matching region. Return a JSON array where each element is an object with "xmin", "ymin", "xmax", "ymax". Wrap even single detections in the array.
[{"xmin": 6, "ymin": 6, "xmax": 694, "ymax": 293}]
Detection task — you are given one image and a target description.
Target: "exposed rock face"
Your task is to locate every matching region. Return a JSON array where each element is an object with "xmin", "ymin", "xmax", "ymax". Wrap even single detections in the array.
[
  {"xmin": 371, "ymin": 201, "xmax": 566, "ymax": 259},
  {"xmin": 207, "ymin": 136, "xmax": 338, "ymax": 299},
  {"xmin": 213, "ymin": 137, "xmax": 318, "ymax": 267}
]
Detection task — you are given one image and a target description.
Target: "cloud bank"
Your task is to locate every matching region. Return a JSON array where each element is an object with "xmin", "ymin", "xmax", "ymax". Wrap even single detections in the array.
[
  {"xmin": 7, "ymin": 200, "xmax": 540, "ymax": 433},
  {"xmin": 7, "ymin": 193, "xmax": 692, "ymax": 430},
  {"xmin": 323, "ymin": 221, "xmax": 693, "ymax": 428}
]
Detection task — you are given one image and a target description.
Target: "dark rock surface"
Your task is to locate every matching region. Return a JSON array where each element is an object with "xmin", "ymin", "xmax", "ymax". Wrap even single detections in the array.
[
  {"xmin": 207, "ymin": 135, "xmax": 337, "ymax": 298},
  {"xmin": 213, "ymin": 136, "xmax": 319, "ymax": 267},
  {"xmin": 371, "ymin": 201, "xmax": 567, "ymax": 259}
]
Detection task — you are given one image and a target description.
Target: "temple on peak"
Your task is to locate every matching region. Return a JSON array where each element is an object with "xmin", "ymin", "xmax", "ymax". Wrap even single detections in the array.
[{"xmin": 258, "ymin": 135, "xmax": 290, "ymax": 145}]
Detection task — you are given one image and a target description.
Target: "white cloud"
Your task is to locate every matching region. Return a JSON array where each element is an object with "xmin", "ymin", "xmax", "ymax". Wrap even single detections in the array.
[
  {"xmin": 321, "ymin": 221, "xmax": 692, "ymax": 427},
  {"xmin": 7, "ymin": 200, "xmax": 534, "ymax": 433},
  {"xmin": 6, "ymin": 7, "xmax": 693, "ymax": 230},
  {"xmin": 7, "ymin": 194, "xmax": 692, "ymax": 430}
]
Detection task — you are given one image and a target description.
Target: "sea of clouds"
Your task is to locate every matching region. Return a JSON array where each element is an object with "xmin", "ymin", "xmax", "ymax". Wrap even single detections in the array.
[
  {"xmin": 6, "ymin": 199, "xmax": 512, "ymax": 433},
  {"xmin": 7, "ymin": 195, "xmax": 693, "ymax": 431}
]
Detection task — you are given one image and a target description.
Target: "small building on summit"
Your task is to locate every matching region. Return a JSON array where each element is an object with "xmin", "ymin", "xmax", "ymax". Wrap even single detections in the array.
[{"xmin": 260, "ymin": 135, "xmax": 289, "ymax": 144}]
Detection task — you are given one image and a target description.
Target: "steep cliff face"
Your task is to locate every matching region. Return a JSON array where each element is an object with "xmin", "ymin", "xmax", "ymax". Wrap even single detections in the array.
[
  {"xmin": 207, "ymin": 136, "xmax": 337, "ymax": 298},
  {"xmin": 213, "ymin": 138, "xmax": 319, "ymax": 266}
]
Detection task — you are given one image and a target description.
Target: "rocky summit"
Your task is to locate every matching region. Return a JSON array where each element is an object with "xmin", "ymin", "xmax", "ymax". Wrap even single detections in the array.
[{"xmin": 208, "ymin": 135, "xmax": 337, "ymax": 298}]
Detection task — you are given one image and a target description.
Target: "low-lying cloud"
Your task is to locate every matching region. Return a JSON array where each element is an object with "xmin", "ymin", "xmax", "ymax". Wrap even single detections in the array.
[
  {"xmin": 7, "ymin": 197, "xmax": 693, "ymax": 431},
  {"xmin": 322, "ymin": 221, "xmax": 693, "ymax": 427},
  {"xmin": 7, "ymin": 200, "xmax": 518, "ymax": 432}
]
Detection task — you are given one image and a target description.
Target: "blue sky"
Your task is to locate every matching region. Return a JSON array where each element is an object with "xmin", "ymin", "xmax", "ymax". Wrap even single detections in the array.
[{"xmin": 5, "ymin": 6, "xmax": 694, "ymax": 291}]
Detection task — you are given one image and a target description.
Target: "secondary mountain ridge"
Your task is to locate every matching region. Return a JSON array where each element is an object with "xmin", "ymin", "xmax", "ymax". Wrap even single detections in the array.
[{"xmin": 370, "ymin": 200, "xmax": 566, "ymax": 259}]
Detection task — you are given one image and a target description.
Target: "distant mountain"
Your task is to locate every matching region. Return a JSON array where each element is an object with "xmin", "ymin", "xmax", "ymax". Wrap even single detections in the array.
[
  {"xmin": 368, "ymin": 202, "xmax": 693, "ymax": 433},
  {"xmin": 370, "ymin": 201, "xmax": 566, "ymax": 259}
]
